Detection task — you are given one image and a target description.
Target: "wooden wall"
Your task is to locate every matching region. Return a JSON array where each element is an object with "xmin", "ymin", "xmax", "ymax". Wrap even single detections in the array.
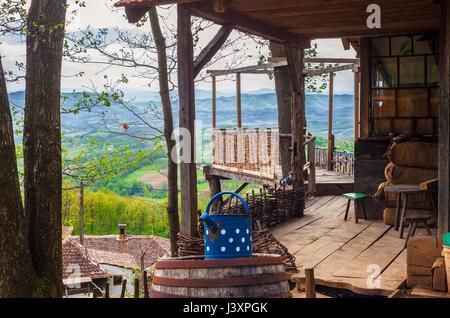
[{"xmin": 354, "ymin": 139, "xmax": 391, "ymax": 219}]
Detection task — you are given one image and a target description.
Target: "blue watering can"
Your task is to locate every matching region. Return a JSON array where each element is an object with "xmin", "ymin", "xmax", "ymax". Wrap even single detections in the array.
[{"xmin": 200, "ymin": 191, "xmax": 252, "ymax": 260}]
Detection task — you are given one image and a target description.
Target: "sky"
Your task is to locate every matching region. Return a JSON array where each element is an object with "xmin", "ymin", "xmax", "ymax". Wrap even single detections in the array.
[{"xmin": 1, "ymin": 0, "xmax": 357, "ymax": 94}]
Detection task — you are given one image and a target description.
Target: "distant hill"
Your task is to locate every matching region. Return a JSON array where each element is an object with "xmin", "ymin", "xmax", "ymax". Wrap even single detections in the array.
[{"xmin": 8, "ymin": 89, "xmax": 354, "ymax": 141}]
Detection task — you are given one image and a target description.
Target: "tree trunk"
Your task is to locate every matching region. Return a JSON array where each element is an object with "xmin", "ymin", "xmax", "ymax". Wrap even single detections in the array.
[
  {"xmin": 149, "ymin": 7, "xmax": 180, "ymax": 256},
  {"xmin": 23, "ymin": 0, "xmax": 67, "ymax": 297},
  {"xmin": 270, "ymin": 42, "xmax": 292, "ymax": 178},
  {"xmin": 0, "ymin": 57, "xmax": 36, "ymax": 298}
]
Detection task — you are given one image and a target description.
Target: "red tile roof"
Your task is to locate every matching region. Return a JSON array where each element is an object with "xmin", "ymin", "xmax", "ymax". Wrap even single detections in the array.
[
  {"xmin": 62, "ymin": 239, "xmax": 111, "ymax": 281},
  {"xmin": 71, "ymin": 235, "xmax": 170, "ymax": 269}
]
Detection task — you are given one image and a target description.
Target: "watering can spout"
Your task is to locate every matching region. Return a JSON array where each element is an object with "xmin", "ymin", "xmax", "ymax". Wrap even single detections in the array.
[{"xmin": 201, "ymin": 212, "xmax": 219, "ymax": 234}]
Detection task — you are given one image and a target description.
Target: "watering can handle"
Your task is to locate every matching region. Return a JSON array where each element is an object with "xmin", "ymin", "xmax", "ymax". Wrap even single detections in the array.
[
  {"xmin": 201, "ymin": 191, "xmax": 249, "ymax": 235},
  {"xmin": 204, "ymin": 191, "xmax": 250, "ymax": 215}
]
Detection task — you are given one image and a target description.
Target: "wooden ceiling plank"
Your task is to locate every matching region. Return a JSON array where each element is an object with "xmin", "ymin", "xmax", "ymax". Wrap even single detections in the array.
[
  {"xmin": 229, "ymin": 0, "xmax": 436, "ymax": 13},
  {"xmin": 188, "ymin": 2, "xmax": 310, "ymax": 48}
]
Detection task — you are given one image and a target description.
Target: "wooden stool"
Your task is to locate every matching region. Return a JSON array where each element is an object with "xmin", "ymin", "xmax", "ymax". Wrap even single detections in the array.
[
  {"xmin": 342, "ymin": 193, "xmax": 368, "ymax": 223},
  {"xmin": 403, "ymin": 213, "xmax": 432, "ymax": 248}
]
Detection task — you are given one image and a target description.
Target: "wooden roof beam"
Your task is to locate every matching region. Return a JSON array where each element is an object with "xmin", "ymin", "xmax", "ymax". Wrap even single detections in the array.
[
  {"xmin": 211, "ymin": 0, "xmax": 227, "ymax": 13},
  {"xmin": 193, "ymin": 24, "xmax": 233, "ymax": 78},
  {"xmin": 114, "ymin": 0, "xmax": 204, "ymax": 23},
  {"xmin": 341, "ymin": 38, "xmax": 351, "ymax": 50},
  {"xmin": 268, "ymin": 57, "xmax": 360, "ymax": 64},
  {"xmin": 188, "ymin": 2, "xmax": 310, "ymax": 48},
  {"xmin": 207, "ymin": 62, "xmax": 357, "ymax": 76},
  {"xmin": 114, "ymin": 0, "xmax": 202, "ymax": 8}
]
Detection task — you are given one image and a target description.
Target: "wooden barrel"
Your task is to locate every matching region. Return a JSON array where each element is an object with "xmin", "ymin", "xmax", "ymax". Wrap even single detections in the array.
[{"xmin": 150, "ymin": 254, "xmax": 291, "ymax": 298}]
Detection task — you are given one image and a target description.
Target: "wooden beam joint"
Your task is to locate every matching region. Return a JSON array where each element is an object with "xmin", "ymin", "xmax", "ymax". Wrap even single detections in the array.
[{"xmin": 211, "ymin": 0, "xmax": 227, "ymax": 13}]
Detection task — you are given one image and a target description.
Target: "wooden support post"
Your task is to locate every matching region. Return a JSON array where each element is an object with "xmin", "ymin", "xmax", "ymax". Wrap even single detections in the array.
[
  {"xmin": 79, "ymin": 180, "xmax": 84, "ymax": 246},
  {"xmin": 327, "ymin": 72, "xmax": 334, "ymax": 171},
  {"xmin": 212, "ymin": 75, "xmax": 216, "ymax": 128},
  {"xmin": 134, "ymin": 278, "xmax": 140, "ymax": 298},
  {"xmin": 439, "ymin": 0, "xmax": 450, "ymax": 239},
  {"xmin": 236, "ymin": 72, "xmax": 242, "ymax": 128},
  {"xmin": 308, "ymin": 138, "xmax": 316, "ymax": 195},
  {"xmin": 120, "ymin": 279, "xmax": 127, "ymax": 298},
  {"xmin": 354, "ymin": 70, "xmax": 360, "ymax": 141},
  {"xmin": 207, "ymin": 175, "xmax": 222, "ymax": 211},
  {"xmin": 178, "ymin": 4, "xmax": 198, "ymax": 237},
  {"xmin": 143, "ymin": 270, "xmax": 149, "ymax": 298},
  {"xmin": 271, "ymin": 41, "xmax": 292, "ymax": 178},
  {"xmin": 305, "ymin": 268, "xmax": 316, "ymax": 298},
  {"xmin": 104, "ymin": 283, "xmax": 110, "ymax": 298},
  {"xmin": 284, "ymin": 43, "xmax": 305, "ymax": 189},
  {"xmin": 360, "ymin": 38, "xmax": 370, "ymax": 138}
]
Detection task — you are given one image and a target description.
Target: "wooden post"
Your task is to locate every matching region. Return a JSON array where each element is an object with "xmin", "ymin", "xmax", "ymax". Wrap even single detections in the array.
[
  {"xmin": 207, "ymin": 175, "xmax": 222, "ymax": 211},
  {"xmin": 327, "ymin": 72, "xmax": 334, "ymax": 171},
  {"xmin": 212, "ymin": 75, "xmax": 216, "ymax": 128},
  {"xmin": 177, "ymin": 4, "xmax": 198, "ymax": 237},
  {"xmin": 271, "ymin": 41, "xmax": 292, "ymax": 178},
  {"xmin": 308, "ymin": 137, "xmax": 316, "ymax": 195},
  {"xmin": 236, "ymin": 72, "xmax": 242, "ymax": 128},
  {"xmin": 354, "ymin": 70, "xmax": 360, "ymax": 141},
  {"xmin": 439, "ymin": 0, "xmax": 450, "ymax": 239},
  {"xmin": 360, "ymin": 38, "xmax": 370, "ymax": 138},
  {"xmin": 284, "ymin": 43, "xmax": 305, "ymax": 189},
  {"xmin": 143, "ymin": 270, "xmax": 149, "ymax": 298},
  {"xmin": 120, "ymin": 279, "xmax": 127, "ymax": 298},
  {"xmin": 134, "ymin": 278, "xmax": 140, "ymax": 298},
  {"xmin": 79, "ymin": 180, "xmax": 84, "ymax": 246},
  {"xmin": 104, "ymin": 283, "xmax": 110, "ymax": 298},
  {"xmin": 305, "ymin": 268, "xmax": 316, "ymax": 298}
]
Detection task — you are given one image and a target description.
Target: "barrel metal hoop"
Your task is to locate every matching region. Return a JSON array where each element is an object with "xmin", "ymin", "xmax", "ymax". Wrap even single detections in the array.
[
  {"xmin": 155, "ymin": 256, "xmax": 284, "ymax": 269},
  {"xmin": 149, "ymin": 288, "xmax": 292, "ymax": 299},
  {"xmin": 149, "ymin": 289, "xmax": 191, "ymax": 298},
  {"xmin": 152, "ymin": 272, "xmax": 290, "ymax": 288}
]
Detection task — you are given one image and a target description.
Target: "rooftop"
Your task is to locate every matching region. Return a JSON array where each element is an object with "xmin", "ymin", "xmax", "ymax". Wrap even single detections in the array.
[
  {"xmin": 62, "ymin": 228, "xmax": 111, "ymax": 282},
  {"xmin": 71, "ymin": 234, "xmax": 171, "ymax": 269}
]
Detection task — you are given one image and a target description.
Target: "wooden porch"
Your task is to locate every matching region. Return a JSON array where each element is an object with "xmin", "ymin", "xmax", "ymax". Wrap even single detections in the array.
[{"xmin": 271, "ymin": 195, "xmax": 437, "ymax": 297}]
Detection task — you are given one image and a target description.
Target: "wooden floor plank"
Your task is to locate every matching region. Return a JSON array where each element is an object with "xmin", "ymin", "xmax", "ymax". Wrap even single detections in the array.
[
  {"xmin": 315, "ymin": 168, "xmax": 354, "ymax": 184},
  {"xmin": 332, "ymin": 227, "xmax": 405, "ymax": 280},
  {"xmin": 293, "ymin": 219, "xmax": 372, "ymax": 272},
  {"xmin": 270, "ymin": 214, "xmax": 322, "ymax": 239},
  {"xmin": 304, "ymin": 196, "xmax": 321, "ymax": 208},
  {"xmin": 276, "ymin": 195, "xmax": 413, "ymax": 296},
  {"xmin": 304, "ymin": 195, "xmax": 336, "ymax": 214}
]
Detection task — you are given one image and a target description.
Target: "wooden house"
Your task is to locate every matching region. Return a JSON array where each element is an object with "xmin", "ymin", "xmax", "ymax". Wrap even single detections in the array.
[{"xmin": 113, "ymin": 0, "xmax": 449, "ymax": 296}]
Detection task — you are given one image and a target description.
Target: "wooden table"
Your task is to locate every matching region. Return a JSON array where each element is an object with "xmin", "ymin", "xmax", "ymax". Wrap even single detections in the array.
[{"xmin": 384, "ymin": 184, "xmax": 438, "ymax": 238}]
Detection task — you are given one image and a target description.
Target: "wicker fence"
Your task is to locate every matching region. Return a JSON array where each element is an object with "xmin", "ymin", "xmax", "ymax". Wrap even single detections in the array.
[
  {"xmin": 212, "ymin": 128, "xmax": 282, "ymax": 179},
  {"xmin": 315, "ymin": 147, "xmax": 354, "ymax": 176},
  {"xmin": 212, "ymin": 128, "xmax": 320, "ymax": 193}
]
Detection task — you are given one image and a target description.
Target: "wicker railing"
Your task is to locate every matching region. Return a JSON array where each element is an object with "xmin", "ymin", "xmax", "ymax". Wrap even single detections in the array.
[
  {"xmin": 212, "ymin": 128, "xmax": 282, "ymax": 179},
  {"xmin": 212, "ymin": 129, "xmax": 319, "ymax": 194},
  {"xmin": 315, "ymin": 147, "xmax": 354, "ymax": 176}
]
